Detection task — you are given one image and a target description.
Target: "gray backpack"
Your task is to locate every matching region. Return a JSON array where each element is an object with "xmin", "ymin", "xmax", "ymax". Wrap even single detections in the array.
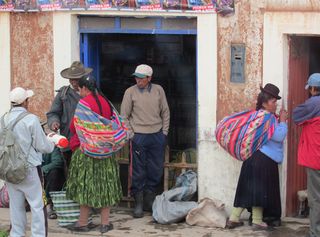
[{"xmin": 0, "ymin": 112, "xmax": 30, "ymax": 184}]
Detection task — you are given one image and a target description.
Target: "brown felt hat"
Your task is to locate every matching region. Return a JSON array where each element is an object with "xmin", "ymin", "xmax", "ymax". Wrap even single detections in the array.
[
  {"xmin": 60, "ymin": 61, "xmax": 93, "ymax": 79},
  {"xmin": 260, "ymin": 83, "xmax": 281, "ymax": 100}
]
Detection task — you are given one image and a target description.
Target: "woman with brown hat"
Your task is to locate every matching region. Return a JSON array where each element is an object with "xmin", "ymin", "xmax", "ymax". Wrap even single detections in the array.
[{"xmin": 226, "ymin": 83, "xmax": 288, "ymax": 230}]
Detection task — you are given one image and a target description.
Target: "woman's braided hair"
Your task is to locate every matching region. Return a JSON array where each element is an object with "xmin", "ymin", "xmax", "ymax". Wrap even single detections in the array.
[{"xmin": 78, "ymin": 75, "xmax": 112, "ymax": 114}]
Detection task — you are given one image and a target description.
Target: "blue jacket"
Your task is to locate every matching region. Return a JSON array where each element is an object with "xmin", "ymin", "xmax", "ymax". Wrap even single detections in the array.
[
  {"xmin": 293, "ymin": 96, "xmax": 320, "ymax": 124},
  {"xmin": 260, "ymin": 122, "xmax": 288, "ymax": 163}
]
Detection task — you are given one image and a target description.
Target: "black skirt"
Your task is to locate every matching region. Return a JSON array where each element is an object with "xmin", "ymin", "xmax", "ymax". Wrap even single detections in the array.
[{"xmin": 233, "ymin": 150, "xmax": 281, "ymax": 218}]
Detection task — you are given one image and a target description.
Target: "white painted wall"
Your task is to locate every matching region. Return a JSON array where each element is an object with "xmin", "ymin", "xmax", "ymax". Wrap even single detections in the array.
[
  {"xmin": 263, "ymin": 12, "xmax": 320, "ymax": 215},
  {"xmin": 197, "ymin": 14, "xmax": 241, "ymax": 214},
  {"xmin": 53, "ymin": 13, "xmax": 80, "ymax": 93},
  {"xmin": 0, "ymin": 13, "xmax": 11, "ymax": 116},
  {"xmin": 0, "ymin": 13, "xmax": 10, "ymax": 189}
]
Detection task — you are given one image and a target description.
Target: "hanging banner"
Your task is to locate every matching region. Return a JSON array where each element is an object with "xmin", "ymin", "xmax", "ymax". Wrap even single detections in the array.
[
  {"xmin": 162, "ymin": 0, "xmax": 181, "ymax": 10},
  {"xmin": 86, "ymin": 0, "xmax": 111, "ymax": 10},
  {"xmin": 135, "ymin": 0, "xmax": 161, "ymax": 10},
  {"xmin": 0, "ymin": 0, "xmax": 14, "ymax": 11},
  {"xmin": 37, "ymin": 0, "xmax": 61, "ymax": 10},
  {"xmin": 112, "ymin": 0, "xmax": 130, "ymax": 8},
  {"xmin": 60, "ymin": 0, "xmax": 85, "ymax": 9},
  {"xmin": 14, "ymin": 0, "xmax": 37, "ymax": 11},
  {"xmin": 215, "ymin": 0, "xmax": 234, "ymax": 16},
  {"xmin": 0, "ymin": 0, "xmax": 233, "ymax": 13},
  {"xmin": 187, "ymin": 0, "xmax": 214, "ymax": 11}
]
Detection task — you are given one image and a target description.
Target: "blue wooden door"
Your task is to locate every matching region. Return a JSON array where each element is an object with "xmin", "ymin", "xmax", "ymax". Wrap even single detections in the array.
[{"xmin": 80, "ymin": 33, "xmax": 101, "ymax": 87}]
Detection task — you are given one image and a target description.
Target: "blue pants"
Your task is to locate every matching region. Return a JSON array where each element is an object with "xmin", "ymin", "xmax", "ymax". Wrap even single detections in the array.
[{"xmin": 131, "ymin": 132, "xmax": 166, "ymax": 195}]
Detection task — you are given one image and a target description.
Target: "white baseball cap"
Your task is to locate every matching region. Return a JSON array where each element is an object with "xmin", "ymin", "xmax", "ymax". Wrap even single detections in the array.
[
  {"xmin": 9, "ymin": 87, "xmax": 34, "ymax": 105},
  {"xmin": 132, "ymin": 64, "xmax": 153, "ymax": 78}
]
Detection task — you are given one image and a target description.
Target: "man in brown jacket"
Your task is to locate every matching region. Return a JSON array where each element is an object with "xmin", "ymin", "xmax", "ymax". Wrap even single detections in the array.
[{"xmin": 121, "ymin": 64, "xmax": 170, "ymax": 218}]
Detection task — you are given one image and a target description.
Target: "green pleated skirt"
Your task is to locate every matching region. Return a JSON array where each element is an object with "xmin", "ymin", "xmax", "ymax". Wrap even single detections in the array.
[{"xmin": 66, "ymin": 149, "xmax": 122, "ymax": 208}]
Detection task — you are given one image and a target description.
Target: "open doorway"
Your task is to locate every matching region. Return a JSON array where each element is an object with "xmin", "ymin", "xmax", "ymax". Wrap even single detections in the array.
[
  {"xmin": 82, "ymin": 32, "xmax": 197, "ymax": 196},
  {"xmin": 287, "ymin": 36, "xmax": 320, "ymax": 216}
]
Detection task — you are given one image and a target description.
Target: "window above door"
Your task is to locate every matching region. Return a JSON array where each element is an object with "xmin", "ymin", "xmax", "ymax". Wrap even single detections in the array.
[{"xmin": 79, "ymin": 16, "xmax": 197, "ymax": 35}]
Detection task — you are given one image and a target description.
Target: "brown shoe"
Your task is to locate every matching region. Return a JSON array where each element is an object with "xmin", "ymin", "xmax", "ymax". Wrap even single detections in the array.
[{"xmin": 226, "ymin": 220, "xmax": 244, "ymax": 229}]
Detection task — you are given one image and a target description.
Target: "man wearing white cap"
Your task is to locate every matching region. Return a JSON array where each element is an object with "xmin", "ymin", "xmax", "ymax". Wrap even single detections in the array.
[
  {"xmin": 2, "ymin": 87, "xmax": 54, "ymax": 237},
  {"xmin": 121, "ymin": 64, "xmax": 170, "ymax": 218},
  {"xmin": 293, "ymin": 73, "xmax": 320, "ymax": 237}
]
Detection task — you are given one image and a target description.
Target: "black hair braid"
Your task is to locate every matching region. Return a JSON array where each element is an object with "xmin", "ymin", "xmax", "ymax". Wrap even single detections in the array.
[
  {"xmin": 78, "ymin": 75, "xmax": 113, "ymax": 115},
  {"xmin": 97, "ymin": 87, "xmax": 113, "ymax": 114},
  {"xmin": 92, "ymin": 90, "xmax": 103, "ymax": 115}
]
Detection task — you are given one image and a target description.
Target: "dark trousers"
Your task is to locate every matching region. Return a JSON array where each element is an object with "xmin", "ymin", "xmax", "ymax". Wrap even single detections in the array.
[
  {"xmin": 131, "ymin": 131, "xmax": 166, "ymax": 195},
  {"xmin": 62, "ymin": 150, "xmax": 72, "ymax": 179},
  {"xmin": 44, "ymin": 168, "xmax": 65, "ymax": 201},
  {"xmin": 307, "ymin": 168, "xmax": 320, "ymax": 237}
]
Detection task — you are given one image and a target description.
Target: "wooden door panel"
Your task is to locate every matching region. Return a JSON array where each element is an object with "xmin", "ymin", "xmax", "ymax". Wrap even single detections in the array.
[{"xmin": 286, "ymin": 36, "xmax": 309, "ymax": 216}]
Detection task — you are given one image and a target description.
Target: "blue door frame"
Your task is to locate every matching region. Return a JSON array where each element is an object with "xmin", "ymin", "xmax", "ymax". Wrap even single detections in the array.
[
  {"xmin": 80, "ymin": 17, "xmax": 197, "ymax": 86},
  {"xmin": 79, "ymin": 16, "xmax": 198, "ymax": 146},
  {"xmin": 80, "ymin": 34, "xmax": 101, "ymax": 87}
]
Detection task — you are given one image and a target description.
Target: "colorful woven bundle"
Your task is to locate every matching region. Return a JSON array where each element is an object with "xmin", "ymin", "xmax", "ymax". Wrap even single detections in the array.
[
  {"xmin": 0, "ymin": 184, "xmax": 9, "ymax": 208},
  {"xmin": 74, "ymin": 99, "xmax": 128, "ymax": 159},
  {"xmin": 215, "ymin": 110, "xmax": 277, "ymax": 161}
]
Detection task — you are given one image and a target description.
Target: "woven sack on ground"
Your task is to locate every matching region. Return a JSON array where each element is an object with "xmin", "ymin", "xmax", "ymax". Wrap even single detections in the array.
[
  {"xmin": 186, "ymin": 198, "xmax": 227, "ymax": 228},
  {"xmin": 50, "ymin": 191, "xmax": 92, "ymax": 227}
]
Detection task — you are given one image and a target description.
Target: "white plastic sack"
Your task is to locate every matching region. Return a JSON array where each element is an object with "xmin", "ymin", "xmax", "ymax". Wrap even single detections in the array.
[
  {"xmin": 186, "ymin": 197, "xmax": 227, "ymax": 228},
  {"xmin": 152, "ymin": 171, "xmax": 198, "ymax": 224}
]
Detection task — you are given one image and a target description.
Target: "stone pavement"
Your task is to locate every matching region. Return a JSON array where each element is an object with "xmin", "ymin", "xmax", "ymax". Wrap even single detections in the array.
[{"xmin": 0, "ymin": 207, "xmax": 310, "ymax": 237}]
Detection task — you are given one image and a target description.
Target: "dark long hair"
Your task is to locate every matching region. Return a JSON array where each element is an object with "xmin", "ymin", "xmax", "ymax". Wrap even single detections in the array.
[
  {"xmin": 256, "ymin": 92, "xmax": 276, "ymax": 111},
  {"xmin": 78, "ymin": 75, "xmax": 112, "ymax": 114}
]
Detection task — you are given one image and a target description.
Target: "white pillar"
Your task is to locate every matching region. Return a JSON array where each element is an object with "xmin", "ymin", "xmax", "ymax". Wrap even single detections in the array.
[
  {"xmin": 197, "ymin": 14, "xmax": 237, "ymax": 212},
  {"xmin": 53, "ymin": 13, "xmax": 80, "ymax": 93},
  {"xmin": 0, "ymin": 13, "xmax": 11, "ymax": 116}
]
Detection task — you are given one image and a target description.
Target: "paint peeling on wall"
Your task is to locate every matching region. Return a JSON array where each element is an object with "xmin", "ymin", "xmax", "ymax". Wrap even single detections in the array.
[
  {"xmin": 10, "ymin": 12, "xmax": 54, "ymax": 121},
  {"xmin": 217, "ymin": 0, "xmax": 264, "ymax": 122},
  {"xmin": 216, "ymin": 0, "xmax": 320, "ymax": 123}
]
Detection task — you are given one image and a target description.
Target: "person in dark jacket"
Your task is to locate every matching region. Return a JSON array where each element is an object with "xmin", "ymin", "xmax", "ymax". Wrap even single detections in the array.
[
  {"xmin": 42, "ymin": 147, "xmax": 65, "ymax": 219},
  {"xmin": 293, "ymin": 73, "xmax": 320, "ymax": 237},
  {"xmin": 46, "ymin": 61, "xmax": 92, "ymax": 173}
]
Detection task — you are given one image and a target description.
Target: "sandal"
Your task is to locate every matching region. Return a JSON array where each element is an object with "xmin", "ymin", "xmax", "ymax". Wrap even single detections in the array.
[
  {"xmin": 226, "ymin": 219, "xmax": 244, "ymax": 229},
  {"xmin": 66, "ymin": 222, "xmax": 95, "ymax": 232},
  {"xmin": 100, "ymin": 223, "xmax": 113, "ymax": 233},
  {"xmin": 252, "ymin": 222, "xmax": 273, "ymax": 231}
]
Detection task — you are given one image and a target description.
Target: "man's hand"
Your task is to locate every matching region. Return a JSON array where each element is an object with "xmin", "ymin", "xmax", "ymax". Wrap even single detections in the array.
[
  {"xmin": 51, "ymin": 121, "xmax": 60, "ymax": 132},
  {"xmin": 128, "ymin": 130, "xmax": 135, "ymax": 140}
]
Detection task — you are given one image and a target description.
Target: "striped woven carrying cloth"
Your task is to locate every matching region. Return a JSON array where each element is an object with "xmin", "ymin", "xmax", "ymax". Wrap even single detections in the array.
[
  {"xmin": 215, "ymin": 110, "xmax": 277, "ymax": 161},
  {"xmin": 74, "ymin": 99, "xmax": 129, "ymax": 159}
]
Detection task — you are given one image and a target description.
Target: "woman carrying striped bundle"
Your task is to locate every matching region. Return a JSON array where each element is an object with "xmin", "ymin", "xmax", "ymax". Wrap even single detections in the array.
[
  {"xmin": 66, "ymin": 76, "xmax": 122, "ymax": 233},
  {"xmin": 226, "ymin": 83, "xmax": 288, "ymax": 230}
]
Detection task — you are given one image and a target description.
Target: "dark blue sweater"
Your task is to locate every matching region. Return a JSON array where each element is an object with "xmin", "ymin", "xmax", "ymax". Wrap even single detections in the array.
[{"xmin": 293, "ymin": 96, "xmax": 320, "ymax": 124}]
